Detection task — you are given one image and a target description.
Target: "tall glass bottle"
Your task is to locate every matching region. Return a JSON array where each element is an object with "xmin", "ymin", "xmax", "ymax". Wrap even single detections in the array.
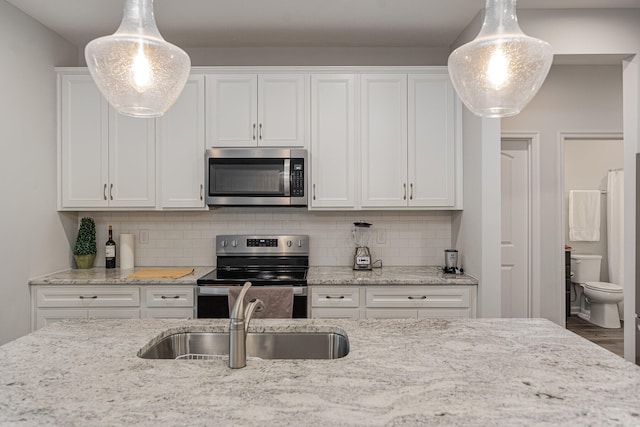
[{"xmin": 105, "ymin": 226, "xmax": 116, "ymax": 268}]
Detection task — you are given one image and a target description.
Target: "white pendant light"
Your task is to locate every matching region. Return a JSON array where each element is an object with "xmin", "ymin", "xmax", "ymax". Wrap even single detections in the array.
[
  {"xmin": 447, "ymin": 0, "xmax": 553, "ymax": 118},
  {"xmin": 85, "ymin": 0, "xmax": 191, "ymax": 118}
]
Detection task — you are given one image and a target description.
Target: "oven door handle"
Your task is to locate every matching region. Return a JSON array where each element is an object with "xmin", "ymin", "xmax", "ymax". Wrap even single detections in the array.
[
  {"xmin": 197, "ymin": 286, "xmax": 307, "ymax": 296},
  {"xmin": 283, "ymin": 159, "xmax": 291, "ymax": 197}
]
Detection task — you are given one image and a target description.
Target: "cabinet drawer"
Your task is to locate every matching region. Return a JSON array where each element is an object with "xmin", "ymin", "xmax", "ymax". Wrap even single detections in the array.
[
  {"xmin": 144, "ymin": 287, "xmax": 194, "ymax": 307},
  {"xmin": 35, "ymin": 286, "xmax": 140, "ymax": 308},
  {"xmin": 310, "ymin": 287, "xmax": 360, "ymax": 308},
  {"xmin": 366, "ymin": 286, "xmax": 470, "ymax": 308}
]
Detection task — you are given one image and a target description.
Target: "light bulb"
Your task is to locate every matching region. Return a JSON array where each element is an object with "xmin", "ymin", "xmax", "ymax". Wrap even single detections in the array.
[
  {"xmin": 85, "ymin": 0, "xmax": 190, "ymax": 118},
  {"xmin": 448, "ymin": 0, "xmax": 553, "ymax": 118}
]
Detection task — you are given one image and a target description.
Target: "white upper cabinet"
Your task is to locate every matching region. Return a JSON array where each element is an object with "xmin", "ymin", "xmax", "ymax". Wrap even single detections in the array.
[
  {"xmin": 360, "ymin": 74, "xmax": 408, "ymax": 208},
  {"xmin": 360, "ymin": 71, "xmax": 460, "ymax": 209},
  {"xmin": 408, "ymin": 73, "xmax": 457, "ymax": 207},
  {"xmin": 157, "ymin": 75, "xmax": 206, "ymax": 208},
  {"xmin": 59, "ymin": 73, "xmax": 156, "ymax": 209},
  {"xmin": 309, "ymin": 74, "xmax": 357, "ymax": 209},
  {"xmin": 206, "ymin": 74, "xmax": 307, "ymax": 148}
]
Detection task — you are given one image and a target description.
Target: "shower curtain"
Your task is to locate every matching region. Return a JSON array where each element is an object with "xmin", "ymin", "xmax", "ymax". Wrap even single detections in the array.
[{"xmin": 607, "ymin": 169, "xmax": 624, "ymax": 317}]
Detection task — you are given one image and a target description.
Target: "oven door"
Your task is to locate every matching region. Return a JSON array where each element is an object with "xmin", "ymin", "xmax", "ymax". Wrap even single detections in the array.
[
  {"xmin": 205, "ymin": 148, "xmax": 307, "ymax": 206},
  {"xmin": 196, "ymin": 286, "xmax": 308, "ymax": 318}
]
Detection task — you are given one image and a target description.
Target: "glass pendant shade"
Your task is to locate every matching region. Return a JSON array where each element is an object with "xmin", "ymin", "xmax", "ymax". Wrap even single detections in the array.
[
  {"xmin": 85, "ymin": 0, "xmax": 191, "ymax": 118},
  {"xmin": 447, "ymin": 0, "xmax": 553, "ymax": 118}
]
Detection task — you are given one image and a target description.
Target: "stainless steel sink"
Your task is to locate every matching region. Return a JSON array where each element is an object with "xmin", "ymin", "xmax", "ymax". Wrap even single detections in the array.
[{"xmin": 138, "ymin": 331, "xmax": 350, "ymax": 360}]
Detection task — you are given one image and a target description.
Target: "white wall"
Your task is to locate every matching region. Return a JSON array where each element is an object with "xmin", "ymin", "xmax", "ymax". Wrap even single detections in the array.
[
  {"xmin": 0, "ymin": 1, "xmax": 78, "ymax": 345},
  {"xmin": 79, "ymin": 210, "xmax": 453, "ymax": 268},
  {"xmin": 452, "ymin": 113, "xmax": 501, "ymax": 317},
  {"xmin": 502, "ymin": 65, "xmax": 623, "ymax": 324}
]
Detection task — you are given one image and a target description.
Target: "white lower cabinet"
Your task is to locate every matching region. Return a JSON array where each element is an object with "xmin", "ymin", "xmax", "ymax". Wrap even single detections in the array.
[
  {"xmin": 32, "ymin": 285, "xmax": 195, "ymax": 330},
  {"xmin": 309, "ymin": 285, "xmax": 476, "ymax": 320}
]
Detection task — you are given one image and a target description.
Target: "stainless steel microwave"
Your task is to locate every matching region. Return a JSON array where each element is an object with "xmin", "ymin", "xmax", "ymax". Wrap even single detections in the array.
[{"xmin": 205, "ymin": 148, "xmax": 307, "ymax": 207}]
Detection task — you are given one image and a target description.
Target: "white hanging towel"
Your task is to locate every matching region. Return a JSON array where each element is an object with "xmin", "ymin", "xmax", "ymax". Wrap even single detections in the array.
[{"xmin": 569, "ymin": 190, "xmax": 601, "ymax": 241}]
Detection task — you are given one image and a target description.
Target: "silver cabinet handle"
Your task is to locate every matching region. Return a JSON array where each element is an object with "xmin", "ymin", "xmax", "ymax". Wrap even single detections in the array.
[
  {"xmin": 252, "ymin": 123, "xmax": 256, "ymax": 140},
  {"xmin": 403, "ymin": 183, "xmax": 407, "ymax": 200},
  {"xmin": 200, "ymin": 184, "xmax": 203, "ymax": 200},
  {"xmin": 103, "ymin": 184, "xmax": 107, "ymax": 200},
  {"xmin": 410, "ymin": 183, "xmax": 414, "ymax": 200},
  {"xmin": 259, "ymin": 123, "xmax": 263, "ymax": 140},
  {"xmin": 79, "ymin": 295, "xmax": 98, "ymax": 300},
  {"xmin": 161, "ymin": 295, "xmax": 180, "ymax": 299},
  {"xmin": 326, "ymin": 295, "xmax": 345, "ymax": 299},
  {"xmin": 109, "ymin": 184, "xmax": 113, "ymax": 200},
  {"xmin": 313, "ymin": 184, "xmax": 316, "ymax": 201},
  {"xmin": 408, "ymin": 295, "xmax": 427, "ymax": 300}
]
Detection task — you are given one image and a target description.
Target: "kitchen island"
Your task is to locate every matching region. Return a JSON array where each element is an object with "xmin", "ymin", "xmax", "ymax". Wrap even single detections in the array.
[{"xmin": 1, "ymin": 318, "xmax": 638, "ymax": 426}]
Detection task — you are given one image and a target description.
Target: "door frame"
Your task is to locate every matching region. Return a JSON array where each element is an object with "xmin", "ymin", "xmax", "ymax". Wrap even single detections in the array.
[
  {"xmin": 558, "ymin": 132, "xmax": 624, "ymax": 325},
  {"xmin": 501, "ymin": 132, "xmax": 541, "ymax": 319}
]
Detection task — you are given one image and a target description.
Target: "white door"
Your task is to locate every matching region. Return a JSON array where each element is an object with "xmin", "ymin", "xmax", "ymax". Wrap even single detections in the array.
[
  {"xmin": 310, "ymin": 74, "xmax": 357, "ymax": 208},
  {"xmin": 258, "ymin": 74, "xmax": 306, "ymax": 147},
  {"xmin": 59, "ymin": 74, "xmax": 109, "ymax": 208},
  {"xmin": 158, "ymin": 75, "xmax": 206, "ymax": 208},
  {"xmin": 408, "ymin": 73, "xmax": 456, "ymax": 207},
  {"xmin": 360, "ymin": 74, "xmax": 408, "ymax": 207},
  {"xmin": 207, "ymin": 74, "xmax": 257, "ymax": 147},
  {"xmin": 501, "ymin": 139, "xmax": 530, "ymax": 317},
  {"xmin": 108, "ymin": 110, "xmax": 156, "ymax": 207}
]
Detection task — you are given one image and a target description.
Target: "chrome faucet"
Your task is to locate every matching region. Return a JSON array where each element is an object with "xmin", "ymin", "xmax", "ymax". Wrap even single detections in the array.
[{"xmin": 229, "ymin": 281, "xmax": 264, "ymax": 369}]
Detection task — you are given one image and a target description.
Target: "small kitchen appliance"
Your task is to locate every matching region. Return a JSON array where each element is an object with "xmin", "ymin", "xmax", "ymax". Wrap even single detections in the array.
[
  {"xmin": 352, "ymin": 221, "xmax": 372, "ymax": 270},
  {"xmin": 444, "ymin": 249, "xmax": 459, "ymax": 274}
]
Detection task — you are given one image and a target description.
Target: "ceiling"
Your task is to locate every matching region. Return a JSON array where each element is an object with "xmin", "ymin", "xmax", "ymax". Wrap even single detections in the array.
[{"xmin": 6, "ymin": 0, "xmax": 640, "ymax": 49}]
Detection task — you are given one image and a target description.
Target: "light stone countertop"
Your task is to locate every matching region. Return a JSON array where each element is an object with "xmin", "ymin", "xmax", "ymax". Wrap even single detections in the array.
[
  {"xmin": 28, "ymin": 266, "xmax": 214, "ymax": 286},
  {"xmin": 0, "ymin": 318, "xmax": 638, "ymax": 426},
  {"xmin": 307, "ymin": 266, "xmax": 478, "ymax": 285},
  {"xmin": 28, "ymin": 266, "xmax": 477, "ymax": 287}
]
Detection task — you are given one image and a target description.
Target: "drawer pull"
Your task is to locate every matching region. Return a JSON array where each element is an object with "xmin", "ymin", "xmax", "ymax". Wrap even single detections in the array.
[
  {"xmin": 161, "ymin": 295, "xmax": 180, "ymax": 299},
  {"xmin": 325, "ymin": 295, "xmax": 345, "ymax": 300},
  {"xmin": 408, "ymin": 295, "xmax": 427, "ymax": 300},
  {"xmin": 79, "ymin": 295, "xmax": 98, "ymax": 300}
]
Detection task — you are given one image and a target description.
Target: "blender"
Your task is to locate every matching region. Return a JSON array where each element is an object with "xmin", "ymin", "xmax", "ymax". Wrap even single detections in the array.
[{"xmin": 352, "ymin": 221, "xmax": 372, "ymax": 270}]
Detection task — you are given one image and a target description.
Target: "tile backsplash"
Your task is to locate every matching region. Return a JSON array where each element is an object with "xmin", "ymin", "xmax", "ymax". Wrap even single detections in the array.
[{"xmin": 79, "ymin": 209, "xmax": 452, "ymax": 268}]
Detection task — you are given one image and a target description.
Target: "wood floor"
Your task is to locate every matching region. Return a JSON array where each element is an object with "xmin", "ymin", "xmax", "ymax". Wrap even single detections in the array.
[{"xmin": 566, "ymin": 315, "xmax": 624, "ymax": 357}]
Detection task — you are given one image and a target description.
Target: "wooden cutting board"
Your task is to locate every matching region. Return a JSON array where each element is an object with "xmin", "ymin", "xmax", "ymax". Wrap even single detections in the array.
[{"xmin": 126, "ymin": 268, "xmax": 194, "ymax": 279}]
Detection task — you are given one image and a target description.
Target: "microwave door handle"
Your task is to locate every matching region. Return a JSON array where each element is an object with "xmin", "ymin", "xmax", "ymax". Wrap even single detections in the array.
[{"xmin": 283, "ymin": 159, "xmax": 291, "ymax": 196}]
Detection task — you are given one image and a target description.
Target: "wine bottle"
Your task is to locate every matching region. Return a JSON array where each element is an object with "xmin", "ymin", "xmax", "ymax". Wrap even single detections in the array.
[{"xmin": 105, "ymin": 225, "xmax": 116, "ymax": 268}]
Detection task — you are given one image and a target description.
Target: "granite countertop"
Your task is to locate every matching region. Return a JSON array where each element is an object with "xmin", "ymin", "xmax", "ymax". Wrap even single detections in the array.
[
  {"xmin": 1, "ymin": 318, "xmax": 638, "ymax": 426},
  {"xmin": 307, "ymin": 266, "xmax": 478, "ymax": 285},
  {"xmin": 29, "ymin": 266, "xmax": 477, "ymax": 287},
  {"xmin": 28, "ymin": 266, "xmax": 213, "ymax": 286}
]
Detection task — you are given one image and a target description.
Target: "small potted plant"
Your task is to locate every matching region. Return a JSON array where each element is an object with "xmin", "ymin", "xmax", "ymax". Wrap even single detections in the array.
[{"xmin": 73, "ymin": 217, "xmax": 97, "ymax": 269}]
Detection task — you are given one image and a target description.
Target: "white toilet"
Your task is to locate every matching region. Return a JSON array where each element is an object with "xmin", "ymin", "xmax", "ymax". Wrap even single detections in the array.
[{"xmin": 570, "ymin": 254, "xmax": 623, "ymax": 329}]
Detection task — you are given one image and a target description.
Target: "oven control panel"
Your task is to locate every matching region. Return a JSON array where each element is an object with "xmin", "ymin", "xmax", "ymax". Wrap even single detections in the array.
[
  {"xmin": 216, "ymin": 235, "xmax": 309, "ymax": 255},
  {"xmin": 247, "ymin": 238, "xmax": 278, "ymax": 247}
]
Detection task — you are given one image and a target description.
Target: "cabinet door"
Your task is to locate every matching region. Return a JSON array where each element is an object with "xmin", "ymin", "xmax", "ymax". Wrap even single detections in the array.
[
  {"xmin": 365, "ymin": 308, "xmax": 417, "ymax": 319},
  {"xmin": 207, "ymin": 74, "xmax": 257, "ymax": 147},
  {"xmin": 310, "ymin": 74, "xmax": 357, "ymax": 208},
  {"xmin": 142, "ymin": 308, "xmax": 195, "ymax": 319},
  {"xmin": 258, "ymin": 74, "xmax": 306, "ymax": 147},
  {"xmin": 360, "ymin": 74, "xmax": 408, "ymax": 207},
  {"xmin": 35, "ymin": 308, "xmax": 87, "ymax": 330},
  {"xmin": 158, "ymin": 75, "xmax": 206, "ymax": 208},
  {"xmin": 59, "ymin": 74, "xmax": 109, "ymax": 208},
  {"xmin": 108, "ymin": 109, "xmax": 156, "ymax": 207},
  {"xmin": 408, "ymin": 74, "xmax": 456, "ymax": 207}
]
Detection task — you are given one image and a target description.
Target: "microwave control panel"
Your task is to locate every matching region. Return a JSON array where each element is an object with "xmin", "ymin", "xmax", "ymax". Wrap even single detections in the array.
[{"xmin": 291, "ymin": 159, "xmax": 305, "ymax": 197}]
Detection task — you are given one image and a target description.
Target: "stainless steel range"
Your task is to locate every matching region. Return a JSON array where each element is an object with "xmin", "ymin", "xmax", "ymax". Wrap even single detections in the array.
[{"xmin": 196, "ymin": 235, "xmax": 309, "ymax": 318}]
